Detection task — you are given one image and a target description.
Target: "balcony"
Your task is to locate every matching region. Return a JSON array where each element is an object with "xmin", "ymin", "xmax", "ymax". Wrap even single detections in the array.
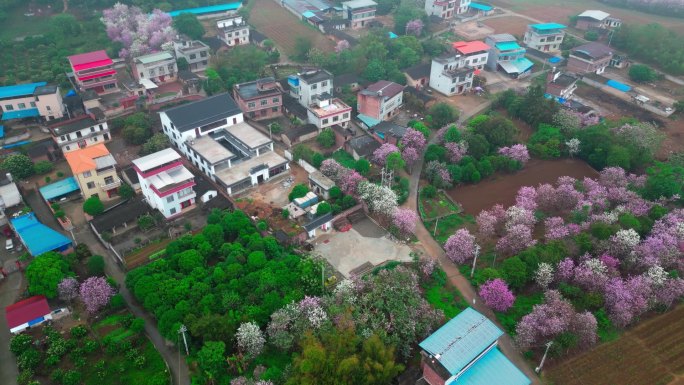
[{"xmin": 99, "ymin": 177, "xmax": 122, "ymax": 191}]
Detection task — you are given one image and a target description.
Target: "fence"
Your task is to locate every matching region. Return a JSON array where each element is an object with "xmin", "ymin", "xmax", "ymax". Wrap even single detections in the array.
[{"xmin": 297, "ymin": 159, "xmax": 317, "ymax": 173}]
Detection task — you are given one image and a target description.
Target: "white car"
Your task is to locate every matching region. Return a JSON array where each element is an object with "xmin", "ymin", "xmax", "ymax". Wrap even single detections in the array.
[{"xmin": 5, "ymin": 239, "xmax": 13, "ymax": 251}]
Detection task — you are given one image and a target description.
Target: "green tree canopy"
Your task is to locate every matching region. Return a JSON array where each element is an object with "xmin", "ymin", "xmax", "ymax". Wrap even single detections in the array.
[
  {"xmin": 1, "ymin": 154, "xmax": 34, "ymax": 179},
  {"xmin": 628, "ymin": 64, "xmax": 658, "ymax": 83},
  {"xmin": 289, "ymin": 184, "xmax": 310, "ymax": 201},
  {"xmin": 26, "ymin": 252, "xmax": 72, "ymax": 299},
  {"xmin": 354, "ymin": 158, "xmax": 371, "ymax": 175},
  {"xmin": 83, "ymin": 196, "xmax": 104, "ymax": 216},
  {"xmin": 315, "ymin": 201, "xmax": 332, "ymax": 216},
  {"xmin": 140, "ymin": 132, "xmax": 171, "ymax": 155},
  {"xmin": 428, "ymin": 102, "xmax": 459, "ymax": 128},
  {"xmin": 317, "ymin": 128, "xmax": 336, "ymax": 148},
  {"xmin": 173, "ymin": 12, "xmax": 205, "ymax": 40}
]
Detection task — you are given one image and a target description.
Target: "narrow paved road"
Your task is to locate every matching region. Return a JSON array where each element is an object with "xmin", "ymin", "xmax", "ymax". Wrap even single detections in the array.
[
  {"xmin": 405, "ymin": 104, "xmax": 541, "ymax": 384},
  {"xmin": 0, "ymin": 273, "xmax": 24, "ymax": 385},
  {"xmin": 74, "ymin": 227, "xmax": 191, "ymax": 385}
]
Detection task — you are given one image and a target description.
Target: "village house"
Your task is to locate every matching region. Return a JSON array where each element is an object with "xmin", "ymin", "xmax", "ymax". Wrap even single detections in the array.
[
  {"xmin": 133, "ymin": 51, "xmax": 178, "ymax": 85},
  {"xmin": 345, "ymin": 134, "xmax": 381, "ymax": 160},
  {"xmin": 523, "ymin": 23, "xmax": 566, "ymax": 53},
  {"xmin": 452, "ymin": 41, "xmax": 490, "ymax": 70},
  {"xmin": 403, "ymin": 62, "xmax": 431, "ymax": 89},
  {"xmin": 372, "ymin": 121, "xmax": 407, "ymax": 145},
  {"xmin": 309, "ymin": 170, "xmax": 335, "ymax": 200},
  {"xmin": 469, "ymin": 2, "xmax": 493, "ymax": 16},
  {"xmin": 0, "ymin": 173, "xmax": 21, "ymax": 227},
  {"xmin": 424, "ymin": 0, "xmax": 471, "ymax": 19},
  {"xmin": 132, "ymin": 148, "xmax": 196, "ymax": 219},
  {"xmin": 4, "ymin": 296, "xmax": 53, "ymax": 334},
  {"xmin": 429, "ymin": 52, "xmax": 475, "ymax": 96},
  {"xmin": 0, "ymin": 82, "xmax": 65, "ymax": 122},
  {"xmin": 307, "ymin": 95, "xmax": 352, "ymax": 130},
  {"xmin": 333, "ymin": 73, "xmax": 363, "ymax": 93},
  {"xmin": 575, "ymin": 10, "xmax": 622, "ymax": 31},
  {"xmin": 567, "ymin": 42, "xmax": 613, "ymax": 75},
  {"xmin": 67, "ymin": 50, "xmax": 119, "ymax": 94},
  {"xmin": 357, "ymin": 80, "xmax": 404, "ymax": 122},
  {"xmin": 64, "ymin": 143, "xmax": 121, "ymax": 201},
  {"xmin": 485, "ymin": 34, "xmax": 533, "ymax": 78},
  {"xmin": 89, "ymin": 196, "xmax": 152, "ymax": 238},
  {"xmin": 217, "ymin": 16, "xmax": 250, "ymax": 47},
  {"xmin": 49, "ymin": 114, "xmax": 110, "ymax": 153},
  {"xmin": 418, "ymin": 307, "xmax": 531, "ymax": 385},
  {"xmin": 233, "ymin": 77, "xmax": 283, "ymax": 121},
  {"xmin": 160, "ymin": 93, "xmax": 289, "ymax": 195},
  {"xmin": 289, "ymin": 68, "xmax": 334, "ymax": 108},
  {"xmin": 545, "ymin": 70, "xmax": 579, "ymax": 100},
  {"xmin": 281, "ymin": 124, "xmax": 319, "ymax": 148},
  {"xmin": 342, "ymin": 0, "xmax": 377, "ymax": 29},
  {"xmin": 173, "ymin": 39, "xmax": 211, "ymax": 73}
]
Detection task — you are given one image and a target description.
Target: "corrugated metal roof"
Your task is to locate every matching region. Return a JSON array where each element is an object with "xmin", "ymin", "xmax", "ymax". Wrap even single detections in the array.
[
  {"xmin": 39, "ymin": 177, "xmax": 80, "ymax": 201},
  {"xmin": 499, "ymin": 57, "xmax": 534, "ymax": 74},
  {"xmin": 168, "ymin": 2, "xmax": 242, "ymax": 17},
  {"xmin": 496, "ymin": 41, "xmax": 521, "ymax": 51},
  {"xmin": 453, "ymin": 41, "xmax": 491, "ymax": 55},
  {"xmin": 0, "ymin": 82, "xmax": 47, "ymax": 99},
  {"xmin": 2, "ymin": 108, "xmax": 40, "ymax": 120},
  {"xmin": 529, "ymin": 23, "xmax": 566, "ymax": 30},
  {"xmin": 5, "ymin": 296, "xmax": 51, "ymax": 330},
  {"xmin": 419, "ymin": 307, "xmax": 503, "ymax": 375},
  {"xmin": 578, "ymin": 10, "xmax": 610, "ymax": 21},
  {"xmin": 456, "ymin": 347, "xmax": 531, "ymax": 385},
  {"xmin": 469, "ymin": 2, "xmax": 492, "ymax": 11},
  {"xmin": 136, "ymin": 51, "xmax": 174, "ymax": 64},
  {"xmin": 10, "ymin": 213, "xmax": 72, "ymax": 256},
  {"xmin": 357, "ymin": 113, "xmax": 381, "ymax": 128},
  {"xmin": 342, "ymin": 0, "xmax": 377, "ymax": 8}
]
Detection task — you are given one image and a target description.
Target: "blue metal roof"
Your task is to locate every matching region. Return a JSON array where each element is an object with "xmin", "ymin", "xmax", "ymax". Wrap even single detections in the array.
[
  {"xmin": 302, "ymin": 10, "xmax": 316, "ymax": 18},
  {"xmin": 469, "ymin": 2, "xmax": 493, "ymax": 11},
  {"xmin": 2, "ymin": 108, "xmax": 40, "ymax": 120},
  {"xmin": 389, "ymin": 32, "xmax": 398, "ymax": 39},
  {"xmin": 419, "ymin": 308, "xmax": 503, "ymax": 375},
  {"xmin": 10, "ymin": 213, "xmax": 72, "ymax": 256},
  {"xmin": 0, "ymin": 82, "xmax": 46, "ymax": 99},
  {"xmin": 456, "ymin": 347, "xmax": 531, "ymax": 385},
  {"xmin": 357, "ymin": 113, "xmax": 381, "ymax": 128},
  {"xmin": 496, "ymin": 41, "xmax": 521, "ymax": 51},
  {"xmin": 168, "ymin": 2, "xmax": 242, "ymax": 17},
  {"xmin": 39, "ymin": 177, "xmax": 80, "ymax": 201},
  {"xmin": 0, "ymin": 126, "xmax": 4, "ymax": 138},
  {"xmin": 606, "ymin": 79, "xmax": 631, "ymax": 92},
  {"xmin": 530, "ymin": 23, "xmax": 566, "ymax": 30}
]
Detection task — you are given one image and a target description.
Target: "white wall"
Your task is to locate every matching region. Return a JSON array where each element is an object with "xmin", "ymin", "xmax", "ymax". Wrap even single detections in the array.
[{"xmin": 160, "ymin": 111, "xmax": 244, "ymax": 159}]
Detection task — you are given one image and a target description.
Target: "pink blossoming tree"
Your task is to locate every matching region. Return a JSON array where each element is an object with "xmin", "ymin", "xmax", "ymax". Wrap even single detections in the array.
[
  {"xmin": 372, "ymin": 143, "xmax": 400, "ymax": 166},
  {"xmin": 479, "ymin": 279, "xmax": 515, "ymax": 312},
  {"xmin": 401, "ymin": 128, "xmax": 427, "ymax": 152},
  {"xmin": 80, "ymin": 277, "xmax": 115, "ymax": 314},
  {"xmin": 445, "ymin": 229, "xmax": 478, "ymax": 264},
  {"xmin": 498, "ymin": 144, "xmax": 530, "ymax": 164},
  {"xmin": 392, "ymin": 208, "xmax": 418, "ymax": 236},
  {"xmin": 101, "ymin": 4, "xmax": 176, "ymax": 58},
  {"xmin": 58, "ymin": 277, "xmax": 79, "ymax": 302}
]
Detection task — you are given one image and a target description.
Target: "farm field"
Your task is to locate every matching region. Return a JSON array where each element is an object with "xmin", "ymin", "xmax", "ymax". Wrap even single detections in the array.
[
  {"xmin": 248, "ymin": 0, "xmax": 335, "ymax": 57},
  {"xmin": 483, "ymin": 16, "xmax": 531, "ymax": 37},
  {"xmin": 447, "ymin": 158, "xmax": 598, "ymax": 216},
  {"xmin": 546, "ymin": 305, "xmax": 684, "ymax": 385},
  {"xmin": 489, "ymin": 0, "xmax": 684, "ymax": 35}
]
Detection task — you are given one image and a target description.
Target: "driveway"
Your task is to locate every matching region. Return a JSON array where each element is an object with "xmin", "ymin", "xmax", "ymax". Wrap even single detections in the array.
[{"xmin": 314, "ymin": 218, "xmax": 413, "ymax": 277}]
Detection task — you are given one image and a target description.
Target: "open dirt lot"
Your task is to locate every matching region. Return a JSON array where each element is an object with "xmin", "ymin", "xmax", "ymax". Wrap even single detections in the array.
[
  {"xmin": 483, "ymin": 16, "xmax": 531, "ymax": 37},
  {"xmin": 490, "ymin": 0, "xmax": 684, "ymax": 35},
  {"xmin": 453, "ymin": 21, "xmax": 495, "ymax": 41},
  {"xmin": 546, "ymin": 305, "xmax": 684, "ymax": 385},
  {"xmin": 249, "ymin": 0, "xmax": 335, "ymax": 57},
  {"xmin": 314, "ymin": 218, "xmax": 413, "ymax": 277}
]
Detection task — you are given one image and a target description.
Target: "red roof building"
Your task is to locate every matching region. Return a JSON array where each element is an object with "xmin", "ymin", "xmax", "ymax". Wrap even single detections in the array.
[
  {"xmin": 68, "ymin": 50, "xmax": 119, "ymax": 94},
  {"xmin": 5, "ymin": 295, "xmax": 52, "ymax": 334},
  {"xmin": 451, "ymin": 41, "xmax": 491, "ymax": 70}
]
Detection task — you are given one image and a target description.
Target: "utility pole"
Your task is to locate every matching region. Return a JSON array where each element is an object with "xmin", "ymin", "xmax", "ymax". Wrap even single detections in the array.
[
  {"xmin": 433, "ymin": 217, "xmax": 439, "ymax": 236},
  {"xmin": 178, "ymin": 324, "xmax": 189, "ymax": 356},
  {"xmin": 535, "ymin": 341, "xmax": 554, "ymax": 373},
  {"xmin": 470, "ymin": 244, "xmax": 481, "ymax": 278}
]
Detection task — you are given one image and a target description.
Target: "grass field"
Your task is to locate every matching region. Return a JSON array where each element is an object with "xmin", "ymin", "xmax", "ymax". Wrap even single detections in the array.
[
  {"xmin": 490, "ymin": 0, "xmax": 684, "ymax": 35},
  {"xmin": 545, "ymin": 305, "xmax": 684, "ymax": 385},
  {"xmin": 248, "ymin": 0, "xmax": 335, "ymax": 57}
]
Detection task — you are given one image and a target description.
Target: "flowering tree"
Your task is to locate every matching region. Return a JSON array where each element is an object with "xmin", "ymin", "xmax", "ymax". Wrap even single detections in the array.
[
  {"xmin": 573, "ymin": 258, "xmax": 609, "ymax": 292},
  {"xmin": 79, "ymin": 277, "xmax": 115, "ymax": 314},
  {"xmin": 534, "ymin": 263, "xmax": 554, "ymax": 289},
  {"xmin": 392, "ymin": 208, "xmax": 418, "ymax": 236},
  {"xmin": 496, "ymin": 224, "xmax": 536, "ymax": 255},
  {"xmin": 401, "ymin": 128, "xmax": 427, "ymax": 152},
  {"xmin": 372, "ymin": 143, "xmax": 400, "ymax": 166},
  {"xmin": 544, "ymin": 217, "xmax": 569, "ymax": 240},
  {"xmin": 424, "ymin": 161, "xmax": 452, "ymax": 189},
  {"xmin": 566, "ymin": 138, "xmax": 580, "ymax": 157},
  {"xmin": 479, "ymin": 279, "xmax": 515, "ymax": 312},
  {"xmin": 444, "ymin": 229, "xmax": 478, "ymax": 264},
  {"xmin": 504, "ymin": 206, "xmax": 537, "ymax": 229},
  {"xmin": 476, "ymin": 204, "xmax": 505, "ymax": 237},
  {"xmin": 419, "ymin": 258, "xmax": 437, "ymax": 278},
  {"xmin": 339, "ymin": 170, "xmax": 364, "ymax": 195},
  {"xmin": 320, "ymin": 159, "xmax": 345, "ymax": 181},
  {"xmin": 58, "ymin": 277, "xmax": 79, "ymax": 302},
  {"xmin": 402, "ymin": 147, "xmax": 419, "ymax": 170},
  {"xmin": 515, "ymin": 186, "xmax": 538, "ymax": 211},
  {"xmin": 555, "ymin": 258, "xmax": 575, "ymax": 283},
  {"xmin": 101, "ymin": 4, "xmax": 176, "ymax": 58},
  {"xmin": 445, "ymin": 141, "xmax": 468, "ymax": 163},
  {"xmin": 498, "ymin": 144, "xmax": 530, "ymax": 164},
  {"xmin": 335, "ymin": 39, "xmax": 350, "ymax": 53},
  {"xmin": 405, "ymin": 19, "xmax": 424, "ymax": 36},
  {"xmin": 604, "ymin": 275, "xmax": 652, "ymax": 327},
  {"xmin": 610, "ymin": 229, "xmax": 640, "ymax": 259},
  {"xmin": 553, "ymin": 109, "xmax": 581, "ymax": 133},
  {"xmin": 515, "ymin": 290, "xmax": 597, "ymax": 350},
  {"xmin": 357, "ymin": 181, "xmax": 398, "ymax": 216},
  {"xmin": 612, "ymin": 122, "xmax": 664, "ymax": 157},
  {"xmin": 236, "ymin": 322, "xmax": 266, "ymax": 358}
]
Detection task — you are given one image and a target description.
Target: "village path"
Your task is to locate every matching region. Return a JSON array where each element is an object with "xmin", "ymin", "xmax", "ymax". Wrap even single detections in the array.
[
  {"xmin": 74, "ymin": 228, "xmax": 191, "ymax": 385},
  {"xmin": 0, "ymin": 273, "xmax": 24, "ymax": 385},
  {"xmin": 403, "ymin": 101, "xmax": 541, "ymax": 385}
]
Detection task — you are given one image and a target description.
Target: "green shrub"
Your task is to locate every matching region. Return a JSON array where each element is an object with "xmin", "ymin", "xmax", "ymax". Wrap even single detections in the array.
[
  {"xmin": 10, "ymin": 334, "xmax": 34, "ymax": 355},
  {"xmin": 87, "ymin": 255, "xmax": 105, "ymax": 276},
  {"xmin": 315, "ymin": 202, "xmax": 332, "ymax": 216},
  {"xmin": 109, "ymin": 293, "xmax": 125, "ymax": 310},
  {"xmin": 137, "ymin": 215, "xmax": 155, "ymax": 231},
  {"xmin": 590, "ymin": 222, "xmax": 617, "ymax": 240},
  {"xmin": 34, "ymin": 160, "xmax": 54, "ymax": 174},
  {"xmin": 83, "ymin": 196, "xmax": 104, "ymax": 216},
  {"xmin": 501, "ymin": 256, "xmax": 529, "ymax": 290},
  {"xmin": 421, "ymin": 185, "xmax": 437, "ymax": 198},
  {"xmin": 288, "ymin": 184, "xmax": 309, "ymax": 201},
  {"xmin": 70, "ymin": 325, "xmax": 88, "ymax": 339}
]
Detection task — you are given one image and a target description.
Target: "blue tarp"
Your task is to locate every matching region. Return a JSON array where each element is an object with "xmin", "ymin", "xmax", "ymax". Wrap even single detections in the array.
[
  {"xmin": 66, "ymin": 90, "xmax": 77, "ymax": 97},
  {"xmin": 606, "ymin": 79, "xmax": 631, "ymax": 92},
  {"xmin": 10, "ymin": 213, "xmax": 72, "ymax": 256},
  {"xmin": 529, "ymin": 23, "xmax": 566, "ymax": 30},
  {"xmin": 548, "ymin": 57, "xmax": 562, "ymax": 64},
  {"xmin": 39, "ymin": 177, "xmax": 80, "ymax": 201},
  {"xmin": 2, "ymin": 108, "xmax": 40, "ymax": 120},
  {"xmin": 388, "ymin": 32, "xmax": 398, "ymax": 39},
  {"xmin": 28, "ymin": 316, "xmax": 45, "ymax": 326},
  {"xmin": 469, "ymin": 2, "xmax": 493, "ymax": 11},
  {"xmin": 302, "ymin": 10, "xmax": 316, "ymax": 18},
  {"xmin": 168, "ymin": 2, "xmax": 242, "ymax": 17}
]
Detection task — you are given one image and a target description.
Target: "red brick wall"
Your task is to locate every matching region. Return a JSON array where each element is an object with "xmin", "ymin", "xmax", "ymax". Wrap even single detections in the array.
[
  {"xmin": 421, "ymin": 359, "xmax": 447, "ymax": 385},
  {"xmin": 357, "ymin": 93, "xmax": 382, "ymax": 120}
]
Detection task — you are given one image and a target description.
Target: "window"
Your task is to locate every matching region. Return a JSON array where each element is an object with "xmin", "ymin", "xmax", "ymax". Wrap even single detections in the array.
[
  {"xmin": 202, "ymin": 60, "xmax": 208, "ymax": 65},
  {"xmin": 167, "ymin": 195, "xmax": 175, "ymax": 203},
  {"xmin": 104, "ymin": 176, "xmax": 114, "ymax": 184},
  {"xmin": 60, "ymin": 135, "xmax": 66, "ymax": 141},
  {"xmin": 140, "ymin": 72, "xmax": 145, "ymax": 78},
  {"xmin": 93, "ymin": 136, "xmax": 98, "ymax": 142},
  {"xmin": 159, "ymin": 66, "xmax": 166, "ymax": 74},
  {"xmin": 451, "ymin": 87, "xmax": 455, "ymax": 93},
  {"xmin": 248, "ymin": 102, "xmax": 256, "ymax": 108},
  {"xmin": 83, "ymin": 171, "xmax": 92, "ymax": 178},
  {"xmin": 46, "ymin": 105, "xmax": 51, "ymax": 111},
  {"xmin": 189, "ymin": 53, "xmax": 196, "ymax": 60},
  {"xmin": 200, "ymin": 51, "xmax": 207, "ymax": 57},
  {"xmin": 65, "ymin": 145, "xmax": 70, "ymax": 151},
  {"xmin": 90, "ymin": 127, "xmax": 95, "ymax": 132},
  {"xmin": 260, "ymin": 99, "xmax": 267, "ymax": 106},
  {"xmin": 99, "ymin": 124, "xmax": 103, "ymax": 131},
  {"xmin": 17, "ymin": 103, "xmax": 26, "ymax": 109},
  {"xmin": 272, "ymin": 97, "xmax": 279, "ymax": 103},
  {"xmin": 4, "ymin": 105, "xmax": 13, "ymax": 111},
  {"xmin": 149, "ymin": 69, "xmax": 156, "ymax": 77},
  {"xmin": 322, "ymin": 118, "xmax": 329, "ymax": 124},
  {"xmin": 322, "ymin": 81, "xmax": 327, "ymax": 87},
  {"xmin": 30, "ymin": 102, "xmax": 36, "ymax": 107},
  {"xmin": 76, "ymin": 132, "xmax": 82, "ymax": 138},
  {"xmin": 104, "ymin": 133, "xmax": 110, "ymax": 141},
  {"xmin": 333, "ymin": 115, "xmax": 339, "ymax": 122},
  {"xmin": 86, "ymin": 182, "xmax": 96, "ymax": 189},
  {"xmin": 272, "ymin": 107, "xmax": 279, "ymax": 112},
  {"xmin": 343, "ymin": 113, "xmax": 349, "ymax": 119},
  {"xmin": 168, "ymin": 64, "xmax": 175, "ymax": 71},
  {"xmin": 233, "ymin": 117, "xmax": 237, "ymax": 124},
  {"xmin": 170, "ymin": 207, "xmax": 177, "ymax": 215},
  {"xmin": 311, "ymin": 84, "xmax": 317, "ymax": 90},
  {"xmin": 227, "ymin": 32, "xmax": 232, "ymax": 37}
]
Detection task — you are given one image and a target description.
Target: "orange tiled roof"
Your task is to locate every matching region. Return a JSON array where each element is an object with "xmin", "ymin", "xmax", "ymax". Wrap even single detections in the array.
[{"xmin": 64, "ymin": 143, "xmax": 111, "ymax": 174}]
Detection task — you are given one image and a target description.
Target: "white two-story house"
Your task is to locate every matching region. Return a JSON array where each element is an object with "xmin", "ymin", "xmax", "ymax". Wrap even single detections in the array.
[
  {"xmin": 425, "ymin": 0, "xmax": 470, "ymax": 19},
  {"xmin": 132, "ymin": 148, "xmax": 196, "ymax": 219},
  {"xmin": 133, "ymin": 51, "xmax": 178, "ymax": 84},
  {"xmin": 50, "ymin": 115, "xmax": 111, "ymax": 153},
  {"xmin": 523, "ymin": 23, "xmax": 566, "ymax": 53},
  {"xmin": 288, "ymin": 69, "xmax": 334, "ymax": 108},
  {"xmin": 429, "ymin": 52, "xmax": 475, "ymax": 96},
  {"xmin": 173, "ymin": 39, "xmax": 211, "ymax": 72},
  {"xmin": 217, "ymin": 16, "xmax": 250, "ymax": 47}
]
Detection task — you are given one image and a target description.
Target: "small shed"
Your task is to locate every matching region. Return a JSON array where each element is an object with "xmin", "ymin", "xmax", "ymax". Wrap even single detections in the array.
[
  {"xmin": 5, "ymin": 295, "xmax": 52, "ymax": 334},
  {"xmin": 304, "ymin": 212, "xmax": 333, "ymax": 238},
  {"xmin": 294, "ymin": 191, "xmax": 318, "ymax": 208},
  {"xmin": 309, "ymin": 170, "xmax": 335, "ymax": 199},
  {"xmin": 39, "ymin": 177, "xmax": 81, "ymax": 203}
]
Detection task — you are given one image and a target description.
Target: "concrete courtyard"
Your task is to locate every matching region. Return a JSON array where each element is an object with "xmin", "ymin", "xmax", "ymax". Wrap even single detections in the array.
[{"xmin": 313, "ymin": 218, "xmax": 413, "ymax": 278}]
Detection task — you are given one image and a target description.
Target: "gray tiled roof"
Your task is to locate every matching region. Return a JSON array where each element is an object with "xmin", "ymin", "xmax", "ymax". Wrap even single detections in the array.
[{"xmin": 162, "ymin": 93, "xmax": 242, "ymax": 133}]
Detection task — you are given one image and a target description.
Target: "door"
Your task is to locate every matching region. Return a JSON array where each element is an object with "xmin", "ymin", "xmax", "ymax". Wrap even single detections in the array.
[
  {"xmin": 234, "ymin": 39, "xmax": 239, "ymax": 45},
  {"xmin": 159, "ymin": 75, "xmax": 165, "ymax": 82},
  {"xmin": 257, "ymin": 174, "xmax": 265, "ymax": 183}
]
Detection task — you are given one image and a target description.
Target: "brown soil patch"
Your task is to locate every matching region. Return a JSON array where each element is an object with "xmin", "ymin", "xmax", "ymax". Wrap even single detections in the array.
[
  {"xmin": 483, "ymin": 16, "xmax": 531, "ymax": 38},
  {"xmin": 447, "ymin": 158, "xmax": 598, "ymax": 215}
]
